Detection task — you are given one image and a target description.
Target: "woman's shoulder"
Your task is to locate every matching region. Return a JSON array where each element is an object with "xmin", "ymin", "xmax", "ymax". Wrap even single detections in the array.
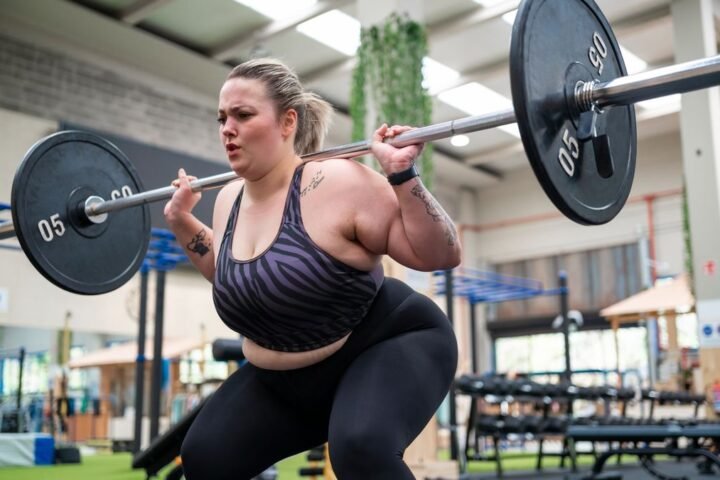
[
  {"xmin": 213, "ymin": 179, "xmax": 244, "ymax": 228},
  {"xmin": 217, "ymin": 177, "xmax": 244, "ymax": 201},
  {"xmin": 303, "ymin": 158, "xmax": 385, "ymax": 186}
]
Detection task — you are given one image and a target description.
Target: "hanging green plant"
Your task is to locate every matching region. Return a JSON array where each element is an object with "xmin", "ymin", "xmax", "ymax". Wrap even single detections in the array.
[
  {"xmin": 350, "ymin": 13, "xmax": 434, "ymax": 190},
  {"xmin": 681, "ymin": 182, "xmax": 694, "ymax": 294}
]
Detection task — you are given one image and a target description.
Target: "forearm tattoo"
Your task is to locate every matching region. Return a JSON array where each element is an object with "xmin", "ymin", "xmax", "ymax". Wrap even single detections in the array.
[
  {"xmin": 300, "ymin": 170, "xmax": 325, "ymax": 197},
  {"xmin": 187, "ymin": 229, "xmax": 211, "ymax": 257},
  {"xmin": 410, "ymin": 185, "xmax": 458, "ymax": 246}
]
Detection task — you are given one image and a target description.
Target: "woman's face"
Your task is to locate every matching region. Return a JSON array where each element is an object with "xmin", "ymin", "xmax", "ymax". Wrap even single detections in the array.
[{"xmin": 217, "ymin": 77, "xmax": 294, "ymax": 178}]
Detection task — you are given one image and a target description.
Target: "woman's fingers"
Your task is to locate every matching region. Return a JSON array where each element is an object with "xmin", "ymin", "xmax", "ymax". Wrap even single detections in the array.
[{"xmin": 171, "ymin": 169, "xmax": 197, "ymax": 188}]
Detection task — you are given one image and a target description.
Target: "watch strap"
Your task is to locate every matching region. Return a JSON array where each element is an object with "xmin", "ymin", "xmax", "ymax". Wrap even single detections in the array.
[{"xmin": 386, "ymin": 164, "xmax": 419, "ymax": 186}]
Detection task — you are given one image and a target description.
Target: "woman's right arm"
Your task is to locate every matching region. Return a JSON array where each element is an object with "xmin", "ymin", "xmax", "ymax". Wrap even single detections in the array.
[{"xmin": 163, "ymin": 168, "xmax": 216, "ymax": 282}]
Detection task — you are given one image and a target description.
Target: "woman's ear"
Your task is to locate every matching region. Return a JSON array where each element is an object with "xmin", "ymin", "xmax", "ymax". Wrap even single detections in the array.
[{"xmin": 281, "ymin": 108, "xmax": 298, "ymax": 139}]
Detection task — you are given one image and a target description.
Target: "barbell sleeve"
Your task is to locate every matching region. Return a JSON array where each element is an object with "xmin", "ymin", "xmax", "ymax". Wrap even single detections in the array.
[
  {"xmin": 0, "ymin": 221, "xmax": 15, "ymax": 240},
  {"xmin": 588, "ymin": 54, "xmax": 720, "ymax": 110}
]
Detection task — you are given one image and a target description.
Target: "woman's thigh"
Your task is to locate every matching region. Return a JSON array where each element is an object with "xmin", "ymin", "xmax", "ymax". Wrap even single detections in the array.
[
  {"xmin": 181, "ymin": 364, "xmax": 327, "ymax": 480},
  {"xmin": 327, "ymin": 294, "xmax": 458, "ymax": 478}
]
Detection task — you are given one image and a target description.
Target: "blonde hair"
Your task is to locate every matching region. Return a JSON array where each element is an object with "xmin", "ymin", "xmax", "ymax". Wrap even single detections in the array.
[{"xmin": 227, "ymin": 58, "xmax": 333, "ymax": 155}]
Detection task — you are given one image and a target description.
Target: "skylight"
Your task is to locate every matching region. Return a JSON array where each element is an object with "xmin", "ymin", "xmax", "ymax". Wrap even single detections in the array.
[
  {"xmin": 474, "ymin": 0, "xmax": 517, "ymax": 24},
  {"xmin": 423, "ymin": 57, "xmax": 460, "ymax": 95},
  {"xmin": 438, "ymin": 82, "xmax": 520, "ymax": 137},
  {"xmin": 234, "ymin": 0, "xmax": 317, "ymax": 20},
  {"xmin": 296, "ymin": 10, "xmax": 361, "ymax": 56},
  {"xmin": 502, "ymin": 9, "xmax": 517, "ymax": 25}
]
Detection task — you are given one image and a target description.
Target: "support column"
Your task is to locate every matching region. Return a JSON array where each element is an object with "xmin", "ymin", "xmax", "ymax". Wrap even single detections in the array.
[{"xmin": 671, "ymin": 0, "xmax": 720, "ymax": 416}]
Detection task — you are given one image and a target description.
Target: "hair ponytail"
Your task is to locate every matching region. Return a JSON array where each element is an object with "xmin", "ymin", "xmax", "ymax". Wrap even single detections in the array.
[{"xmin": 296, "ymin": 91, "xmax": 333, "ymax": 155}]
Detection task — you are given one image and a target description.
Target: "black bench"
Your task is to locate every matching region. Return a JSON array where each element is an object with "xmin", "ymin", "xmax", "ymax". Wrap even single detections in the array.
[{"xmin": 566, "ymin": 424, "xmax": 720, "ymax": 478}]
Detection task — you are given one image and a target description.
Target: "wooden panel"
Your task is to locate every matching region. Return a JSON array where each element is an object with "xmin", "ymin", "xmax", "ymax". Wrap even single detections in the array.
[
  {"xmin": 525, "ymin": 257, "xmax": 560, "ymax": 317},
  {"xmin": 490, "ymin": 243, "xmax": 642, "ymax": 322},
  {"xmin": 494, "ymin": 261, "xmax": 527, "ymax": 319},
  {"xmin": 596, "ymin": 247, "xmax": 619, "ymax": 309},
  {"xmin": 560, "ymin": 252, "xmax": 591, "ymax": 312},
  {"xmin": 67, "ymin": 413, "xmax": 109, "ymax": 441}
]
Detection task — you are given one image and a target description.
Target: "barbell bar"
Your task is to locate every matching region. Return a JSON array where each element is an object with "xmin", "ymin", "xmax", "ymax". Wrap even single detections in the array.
[
  {"xmin": 4, "ymin": 51, "xmax": 718, "ymax": 228},
  {"xmin": 3, "ymin": 0, "xmax": 720, "ymax": 295},
  {"xmin": 24, "ymin": 55, "xmax": 718, "ymax": 228}
]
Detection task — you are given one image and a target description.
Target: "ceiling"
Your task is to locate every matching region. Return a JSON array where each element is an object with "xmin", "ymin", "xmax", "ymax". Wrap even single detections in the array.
[{"xmin": 2, "ymin": 0, "xmax": 717, "ymax": 188}]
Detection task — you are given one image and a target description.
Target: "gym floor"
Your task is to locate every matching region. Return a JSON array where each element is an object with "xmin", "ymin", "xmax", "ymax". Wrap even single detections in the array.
[{"xmin": 0, "ymin": 452, "xmax": 714, "ymax": 480}]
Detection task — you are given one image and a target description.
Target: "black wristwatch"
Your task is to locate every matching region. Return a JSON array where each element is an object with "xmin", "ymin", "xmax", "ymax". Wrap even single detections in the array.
[{"xmin": 386, "ymin": 164, "xmax": 419, "ymax": 186}]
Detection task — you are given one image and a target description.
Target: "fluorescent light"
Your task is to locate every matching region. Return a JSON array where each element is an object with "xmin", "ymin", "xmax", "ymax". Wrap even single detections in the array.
[
  {"xmin": 438, "ymin": 82, "xmax": 520, "ymax": 137},
  {"xmin": 296, "ymin": 10, "xmax": 360, "ymax": 56},
  {"xmin": 620, "ymin": 47, "xmax": 647, "ymax": 74},
  {"xmin": 451, "ymin": 135, "xmax": 470, "ymax": 147},
  {"xmin": 234, "ymin": 0, "xmax": 317, "ymax": 20},
  {"xmin": 473, "ymin": 0, "xmax": 508, "ymax": 6},
  {"xmin": 422, "ymin": 57, "xmax": 460, "ymax": 95},
  {"xmin": 502, "ymin": 9, "xmax": 517, "ymax": 25},
  {"xmin": 475, "ymin": 0, "xmax": 517, "ymax": 24}
]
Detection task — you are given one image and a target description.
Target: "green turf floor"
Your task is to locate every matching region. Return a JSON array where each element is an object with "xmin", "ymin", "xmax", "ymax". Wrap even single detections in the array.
[
  {"xmin": 0, "ymin": 450, "xmax": 629, "ymax": 479},
  {"xmin": 0, "ymin": 452, "xmax": 306, "ymax": 480}
]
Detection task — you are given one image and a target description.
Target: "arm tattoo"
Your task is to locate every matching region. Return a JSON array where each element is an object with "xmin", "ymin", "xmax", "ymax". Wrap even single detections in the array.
[
  {"xmin": 187, "ymin": 229, "xmax": 211, "ymax": 257},
  {"xmin": 410, "ymin": 184, "xmax": 458, "ymax": 246},
  {"xmin": 300, "ymin": 170, "xmax": 325, "ymax": 197}
]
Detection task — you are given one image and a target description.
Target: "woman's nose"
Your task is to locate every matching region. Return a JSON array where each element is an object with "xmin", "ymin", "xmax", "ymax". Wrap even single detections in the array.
[{"xmin": 222, "ymin": 119, "xmax": 236, "ymax": 137}]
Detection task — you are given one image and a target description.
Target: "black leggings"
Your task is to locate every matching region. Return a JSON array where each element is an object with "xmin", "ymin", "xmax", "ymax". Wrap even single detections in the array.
[{"xmin": 181, "ymin": 278, "xmax": 458, "ymax": 479}]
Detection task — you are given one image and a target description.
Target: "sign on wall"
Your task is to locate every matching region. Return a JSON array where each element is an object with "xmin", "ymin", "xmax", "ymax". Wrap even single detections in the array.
[
  {"xmin": 0, "ymin": 287, "xmax": 8, "ymax": 312},
  {"xmin": 697, "ymin": 299, "xmax": 720, "ymax": 349}
]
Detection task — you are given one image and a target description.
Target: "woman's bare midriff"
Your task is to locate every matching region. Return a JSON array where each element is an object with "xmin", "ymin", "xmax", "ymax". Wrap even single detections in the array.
[{"xmin": 242, "ymin": 334, "xmax": 351, "ymax": 370}]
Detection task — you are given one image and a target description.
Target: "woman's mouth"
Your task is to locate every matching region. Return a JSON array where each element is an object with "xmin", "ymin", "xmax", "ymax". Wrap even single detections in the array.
[{"xmin": 226, "ymin": 144, "xmax": 239, "ymax": 153}]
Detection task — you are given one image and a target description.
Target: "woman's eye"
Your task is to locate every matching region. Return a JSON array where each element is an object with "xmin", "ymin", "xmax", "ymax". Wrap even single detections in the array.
[{"xmin": 217, "ymin": 117, "xmax": 226, "ymax": 125}]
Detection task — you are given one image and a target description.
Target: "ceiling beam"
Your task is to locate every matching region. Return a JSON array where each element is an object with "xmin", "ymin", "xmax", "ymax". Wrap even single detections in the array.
[
  {"xmin": 426, "ymin": 0, "xmax": 519, "ymax": 40},
  {"xmin": 210, "ymin": 0, "xmax": 353, "ymax": 62},
  {"xmin": 119, "ymin": 0, "xmax": 173, "ymax": 25}
]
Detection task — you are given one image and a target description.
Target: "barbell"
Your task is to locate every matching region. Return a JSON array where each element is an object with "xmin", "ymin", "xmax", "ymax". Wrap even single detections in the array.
[{"xmin": 1, "ymin": 0, "xmax": 720, "ymax": 295}]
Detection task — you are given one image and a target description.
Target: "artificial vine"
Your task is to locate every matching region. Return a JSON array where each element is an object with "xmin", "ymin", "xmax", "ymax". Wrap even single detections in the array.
[{"xmin": 350, "ymin": 13, "xmax": 434, "ymax": 190}]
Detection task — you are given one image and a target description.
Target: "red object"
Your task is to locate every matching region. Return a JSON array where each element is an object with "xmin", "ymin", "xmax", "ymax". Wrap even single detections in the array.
[{"xmin": 704, "ymin": 260, "xmax": 717, "ymax": 276}]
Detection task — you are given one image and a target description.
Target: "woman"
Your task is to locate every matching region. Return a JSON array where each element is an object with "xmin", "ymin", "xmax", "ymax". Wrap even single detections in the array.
[{"xmin": 165, "ymin": 58, "xmax": 460, "ymax": 479}]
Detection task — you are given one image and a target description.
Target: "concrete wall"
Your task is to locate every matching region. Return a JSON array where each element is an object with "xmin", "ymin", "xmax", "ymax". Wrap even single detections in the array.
[{"xmin": 467, "ymin": 131, "xmax": 685, "ymax": 277}]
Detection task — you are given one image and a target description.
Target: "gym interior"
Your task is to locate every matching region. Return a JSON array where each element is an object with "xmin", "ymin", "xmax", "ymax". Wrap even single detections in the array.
[{"xmin": 0, "ymin": 0, "xmax": 719, "ymax": 479}]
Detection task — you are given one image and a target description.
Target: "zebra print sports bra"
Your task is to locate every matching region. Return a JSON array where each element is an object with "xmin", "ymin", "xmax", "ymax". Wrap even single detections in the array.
[{"xmin": 212, "ymin": 163, "xmax": 384, "ymax": 352}]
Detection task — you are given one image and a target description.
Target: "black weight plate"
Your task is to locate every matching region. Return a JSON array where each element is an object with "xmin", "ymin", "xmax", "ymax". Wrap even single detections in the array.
[
  {"xmin": 510, "ymin": 0, "xmax": 636, "ymax": 225},
  {"xmin": 11, "ymin": 131, "xmax": 150, "ymax": 295}
]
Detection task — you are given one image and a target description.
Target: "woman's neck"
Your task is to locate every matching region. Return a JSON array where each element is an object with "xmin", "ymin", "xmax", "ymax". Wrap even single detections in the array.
[{"xmin": 243, "ymin": 153, "xmax": 302, "ymax": 202}]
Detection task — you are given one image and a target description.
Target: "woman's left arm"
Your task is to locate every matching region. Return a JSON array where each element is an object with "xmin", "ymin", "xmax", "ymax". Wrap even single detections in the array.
[{"xmin": 361, "ymin": 124, "xmax": 462, "ymax": 271}]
